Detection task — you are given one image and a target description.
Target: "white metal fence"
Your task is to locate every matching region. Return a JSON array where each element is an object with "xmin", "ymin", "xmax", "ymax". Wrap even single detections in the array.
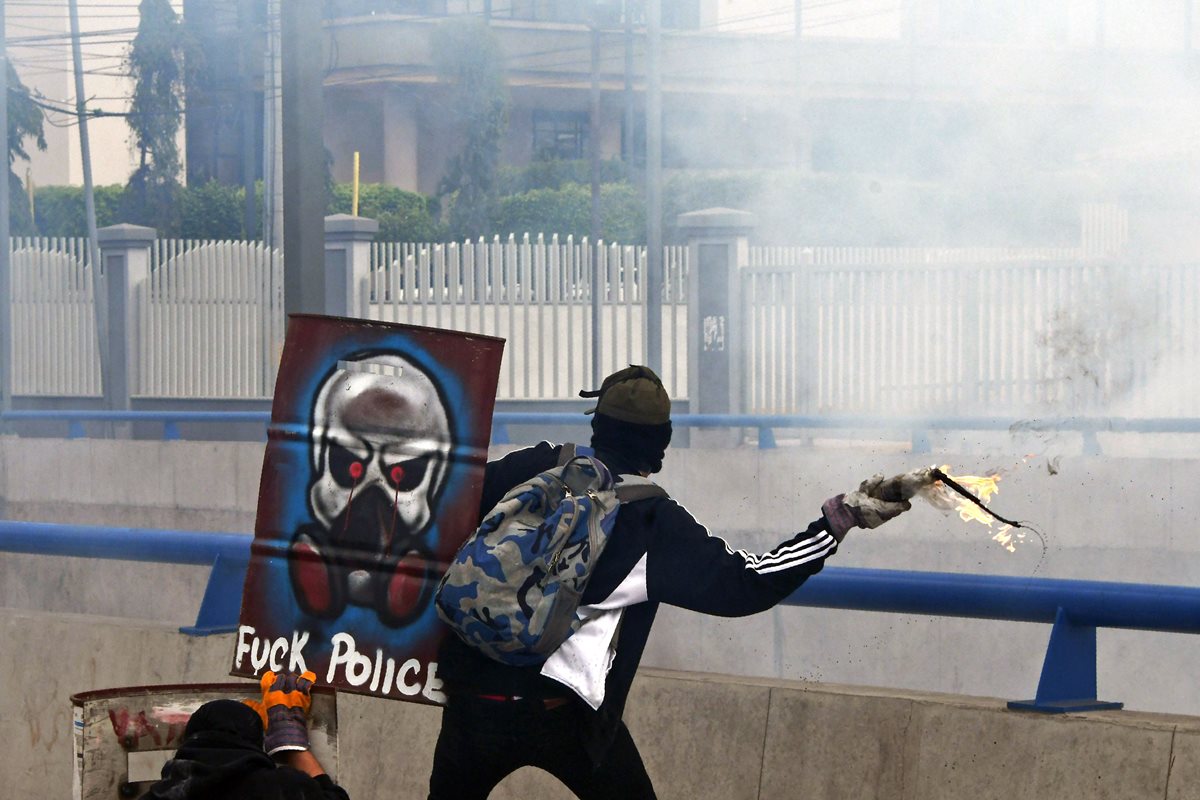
[
  {"xmin": 9, "ymin": 234, "xmax": 1197, "ymax": 418},
  {"xmin": 744, "ymin": 248, "xmax": 1200, "ymax": 417},
  {"xmin": 365, "ymin": 235, "xmax": 689, "ymax": 400},
  {"xmin": 9, "ymin": 237, "xmax": 101, "ymax": 397},
  {"xmin": 139, "ymin": 240, "xmax": 285, "ymax": 398}
]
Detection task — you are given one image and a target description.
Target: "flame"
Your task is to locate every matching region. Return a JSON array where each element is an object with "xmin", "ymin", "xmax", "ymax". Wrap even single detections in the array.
[{"xmin": 927, "ymin": 465, "xmax": 1027, "ymax": 553}]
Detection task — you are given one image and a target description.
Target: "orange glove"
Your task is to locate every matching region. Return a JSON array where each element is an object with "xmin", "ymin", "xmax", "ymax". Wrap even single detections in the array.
[{"xmin": 243, "ymin": 670, "xmax": 318, "ymax": 755}]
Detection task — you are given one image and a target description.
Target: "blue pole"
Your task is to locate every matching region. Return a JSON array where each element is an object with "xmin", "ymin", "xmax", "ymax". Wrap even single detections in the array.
[
  {"xmin": 0, "ymin": 520, "xmax": 252, "ymax": 566},
  {"xmin": 786, "ymin": 567, "xmax": 1200, "ymax": 635}
]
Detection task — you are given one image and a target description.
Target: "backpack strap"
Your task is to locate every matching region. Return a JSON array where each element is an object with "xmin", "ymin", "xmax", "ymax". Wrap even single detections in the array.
[
  {"xmin": 558, "ymin": 444, "xmax": 665, "ymax": 501},
  {"xmin": 614, "ymin": 475, "xmax": 667, "ymax": 503},
  {"xmin": 556, "ymin": 442, "xmax": 586, "ymax": 466}
]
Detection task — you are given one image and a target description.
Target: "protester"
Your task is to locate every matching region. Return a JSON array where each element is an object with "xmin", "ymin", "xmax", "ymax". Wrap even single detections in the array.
[
  {"xmin": 428, "ymin": 364, "xmax": 917, "ymax": 799},
  {"xmin": 146, "ymin": 671, "xmax": 348, "ymax": 800}
]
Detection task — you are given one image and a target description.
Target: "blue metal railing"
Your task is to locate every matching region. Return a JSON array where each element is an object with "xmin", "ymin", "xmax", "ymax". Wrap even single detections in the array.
[
  {"xmin": 6, "ymin": 409, "xmax": 1200, "ymax": 454},
  {"xmin": 3, "ymin": 518, "xmax": 1198, "ymax": 713},
  {"xmin": 782, "ymin": 567, "xmax": 1200, "ymax": 713},
  {"xmin": 0, "ymin": 520, "xmax": 253, "ymax": 637},
  {"xmin": 0, "ymin": 410, "xmax": 270, "ymax": 441}
]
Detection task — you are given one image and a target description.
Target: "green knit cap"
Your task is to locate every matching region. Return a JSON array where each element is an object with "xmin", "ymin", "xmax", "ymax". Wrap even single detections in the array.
[{"xmin": 579, "ymin": 365, "xmax": 671, "ymax": 425}]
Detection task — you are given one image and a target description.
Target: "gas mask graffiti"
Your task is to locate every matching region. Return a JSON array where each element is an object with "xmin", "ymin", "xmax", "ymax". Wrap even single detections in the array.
[{"xmin": 289, "ymin": 353, "xmax": 452, "ymax": 627}]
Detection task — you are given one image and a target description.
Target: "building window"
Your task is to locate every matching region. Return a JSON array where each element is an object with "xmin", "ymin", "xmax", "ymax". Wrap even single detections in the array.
[
  {"xmin": 482, "ymin": 0, "xmax": 588, "ymax": 23},
  {"xmin": 533, "ymin": 110, "xmax": 589, "ymax": 160},
  {"xmin": 938, "ymin": 0, "xmax": 1021, "ymax": 42}
]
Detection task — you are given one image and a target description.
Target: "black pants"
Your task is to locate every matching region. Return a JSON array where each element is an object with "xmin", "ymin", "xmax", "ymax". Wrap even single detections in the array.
[{"xmin": 427, "ymin": 696, "xmax": 656, "ymax": 800}]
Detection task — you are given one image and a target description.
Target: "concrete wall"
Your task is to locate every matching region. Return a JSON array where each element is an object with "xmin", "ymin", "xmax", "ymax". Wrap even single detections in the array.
[
  {"xmin": 4, "ymin": 608, "xmax": 1199, "ymax": 800},
  {"xmin": 2, "ymin": 434, "xmax": 1199, "ymax": 719}
]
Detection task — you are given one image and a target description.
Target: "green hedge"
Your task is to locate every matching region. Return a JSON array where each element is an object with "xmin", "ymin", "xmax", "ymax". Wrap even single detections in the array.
[
  {"xmin": 492, "ymin": 181, "xmax": 645, "ymax": 243},
  {"xmin": 179, "ymin": 180, "xmax": 248, "ymax": 239},
  {"xmin": 15, "ymin": 169, "xmax": 1092, "ymax": 247},
  {"xmin": 328, "ymin": 183, "xmax": 444, "ymax": 242},
  {"xmin": 496, "ymin": 158, "xmax": 634, "ymax": 195},
  {"xmin": 31, "ymin": 184, "xmax": 126, "ymax": 237},
  {"xmin": 21, "ymin": 181, "xmax": 445, "ymax": 242}
]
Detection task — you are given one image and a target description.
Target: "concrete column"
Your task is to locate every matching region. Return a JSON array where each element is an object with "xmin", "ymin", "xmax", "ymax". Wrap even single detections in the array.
[
  {"xmin": 324, "ymin": 214, "xmax": 379, "ymax": 318},
  {"xmin": 97, "ymin": 224, "xmax": 155, "ymax": 417},
  {"xmin": 679, "ymin": 208, "xmax": 755, "ymax": 446},
  {"xmin": 382, "ymin": 89, "xmax": 420, "ymax": 192},
  {"xmin": 282, "ymin": 0, "xmax": 326, "ymax": 316}
]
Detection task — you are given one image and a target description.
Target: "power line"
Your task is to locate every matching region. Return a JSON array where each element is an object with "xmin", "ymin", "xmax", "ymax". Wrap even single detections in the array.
[
  {"xmin": 384, "ymin": 0, "xmax": 877, "ymax": 83},
  {"xmin": 6, "ymin": 25, "xmax": 139, "ymax": 43},
  {"xmin": 11, "ymin": 46, "xmax": 129, "ymax": 59},
  {"xmin": 6, "ymin": 1, "xmax": 142, "ymax": 6},
  {"xmin": 324, "ymin": 2, "xmax": 903, "ymax": 96}
]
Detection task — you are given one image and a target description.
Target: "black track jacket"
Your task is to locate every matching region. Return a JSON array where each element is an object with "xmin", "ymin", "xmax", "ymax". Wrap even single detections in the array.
[{"xmin": 437, "ymin": 441, "xmax": 840, "ymax": 763}]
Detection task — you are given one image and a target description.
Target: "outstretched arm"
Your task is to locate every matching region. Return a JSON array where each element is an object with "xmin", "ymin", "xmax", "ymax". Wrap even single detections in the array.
[
  {"xmin": 644, "ymin": 470, "xmax": 914, "ymax": 616},
  {"xmin": 645, "ymin": 501, "xmax": 839, "ymax": 616}
]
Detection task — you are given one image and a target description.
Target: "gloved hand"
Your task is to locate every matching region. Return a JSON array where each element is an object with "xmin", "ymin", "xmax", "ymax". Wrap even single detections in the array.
[
  {"xmin": 863, "ymin": 467, "xmax": 936, "ymax": 503},
  {"xmin": 823, "ymin": 469, "xmax": 929, "ymax": 541},
  {"xmin": 253, "ymin": 670, "xmax": 318, "ymax": 755}
]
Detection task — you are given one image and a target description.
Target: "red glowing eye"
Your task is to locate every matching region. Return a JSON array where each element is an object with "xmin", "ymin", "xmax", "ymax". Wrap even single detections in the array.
[
  {"xmin": 390, "ymin": 465, "xmax": 405, "ymax": 484},
  {"xmin": 348, "ymin": 462, "xmax": 364, "ymax": 481}
]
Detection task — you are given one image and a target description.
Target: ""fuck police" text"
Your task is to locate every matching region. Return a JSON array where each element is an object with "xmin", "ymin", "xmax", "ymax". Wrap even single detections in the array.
[{"xmin": 235, "ymin": 626, "xmax": 445, "ymax": 703}]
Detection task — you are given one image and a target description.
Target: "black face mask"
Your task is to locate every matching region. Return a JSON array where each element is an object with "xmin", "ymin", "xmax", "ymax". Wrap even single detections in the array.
[{"xmin": 590, "ymin": 413, "xmax": 673, "ymax": 475}]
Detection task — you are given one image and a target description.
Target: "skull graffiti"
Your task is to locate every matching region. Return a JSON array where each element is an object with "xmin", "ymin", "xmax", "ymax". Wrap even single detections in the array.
[{"xmin": 289, "ymin": 352, "xmax": 452, "ymax": 626}]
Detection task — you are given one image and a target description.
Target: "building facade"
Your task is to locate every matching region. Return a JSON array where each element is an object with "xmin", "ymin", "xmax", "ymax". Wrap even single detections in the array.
[{"xmin": 9, "ymin": 1, "xmax": 1198, "ymax": 252}]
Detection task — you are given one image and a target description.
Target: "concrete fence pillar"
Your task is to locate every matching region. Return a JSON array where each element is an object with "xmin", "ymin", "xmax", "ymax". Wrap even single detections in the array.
[
  {"xmin": 324, "ymin": 214, "xmax": 379, "ymax": 318},
  {"xmin": 678, "ymin": 208, "xmax": 755, "ymax": 446},
  {"xmin": 97, "ymin": 224, "xmax": 155, "ymax": 419}
]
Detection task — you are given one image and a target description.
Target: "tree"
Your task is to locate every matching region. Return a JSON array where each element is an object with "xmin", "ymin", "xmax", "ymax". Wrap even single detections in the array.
[
  {"xmin": 7, "ymin": 63, "xmax": 47, "ymax": 234},
  {"xmin": 124, "ymin": 0, "xmax": 189, "ymax": 234},
  {"xmin": 431, "ymin": 18, "xmax": 510, "ymax": 240}
]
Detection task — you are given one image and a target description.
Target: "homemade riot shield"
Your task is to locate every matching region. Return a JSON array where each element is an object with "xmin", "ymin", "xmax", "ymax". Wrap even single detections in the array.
[
  {"xmin": 71, "ymin": 683, "xmax": 337, "ymax": 800},
  {"xmin": 232, "ymin": 314, "xmax": 504, "ymax": 703}
]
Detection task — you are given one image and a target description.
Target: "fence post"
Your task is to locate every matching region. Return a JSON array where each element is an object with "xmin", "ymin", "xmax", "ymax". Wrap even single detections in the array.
[
  {"xmin": 324, "ymin": 214, "xmax": 379, "ymax": 318},
  {"xmin": 678, "ymin": 207, "xmax": 755, "ymax": 447},
  {"xmin": 97, "ymin": 224, "xmax": 155, "ymax": 427}
]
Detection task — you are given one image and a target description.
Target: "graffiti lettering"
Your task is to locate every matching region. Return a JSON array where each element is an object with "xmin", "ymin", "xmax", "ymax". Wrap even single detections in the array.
[
  {"xmin": 234, "ymin": 627, "xmax": 444, "ymax": 703},
  {"xmin": 328, "ymin": 632, "xmax": 444, "ymax": 703},
  {"xmin": 108, "ymin": 708, "xmax": 159, "ymax": 748},
  {"xmin": 234, "ymin": 626, "xmax": 310, "ymax": 674}
]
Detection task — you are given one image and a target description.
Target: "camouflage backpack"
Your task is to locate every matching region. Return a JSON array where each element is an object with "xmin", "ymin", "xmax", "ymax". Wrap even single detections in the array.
[{"xmin": 434, "ymin": 445, "xmax": 665, "ymax": 666}]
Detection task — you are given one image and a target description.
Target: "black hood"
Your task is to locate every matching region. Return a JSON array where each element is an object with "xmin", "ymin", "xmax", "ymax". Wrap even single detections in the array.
[{"xmin": 144, "ymin": 700, "xmax": 275, "ymax": 800}]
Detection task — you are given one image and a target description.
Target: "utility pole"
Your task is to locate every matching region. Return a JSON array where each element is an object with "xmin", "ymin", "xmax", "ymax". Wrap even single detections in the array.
[
  {"xmin": 1, "ymin": 0, "xmax": 11, "ymax": 422},
  {"xmin": 68, "ymin": 0, "xmax": 99, "ymax": 274},
  {"xmin": 239, "ymin": 0, "xmax": 258, "ymax": 240},
  {"xmin": 281, "ymin": 0, "xmax": 325, "ymax": 315},
  {"xmin": 263, "ymin": 0, "xmax": 283, "ymax": 250},
  {"xmin": 645, "ymin": 0, "xmax": 662, "ymax": 375},
  {"xmin": 1185, "ymin": 0, "xmax": 1193, "ymax": 51},
  {"xmin": 69, "ymin": 0, "xmax": 108, "ymax": 410},
  {"xmin": 622, "ymin": 0, "xmax": 634, "ymax": 164},
  {"xmin": 590, "ymin": 13, "xmax": 603, "ymax": 384},
  {"xmin": 793, "ymin": 0, "xmax": 808, "ymax": 170}
]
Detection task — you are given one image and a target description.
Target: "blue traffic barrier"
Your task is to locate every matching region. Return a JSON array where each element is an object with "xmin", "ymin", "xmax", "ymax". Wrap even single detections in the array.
[
  {"xmin": 2, "ymin": 518, "xmax": 1197, "ymax": 711},
  {"xmin": 9, "ymin": 408, "xmax": 1200, "ymax": 454}
]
